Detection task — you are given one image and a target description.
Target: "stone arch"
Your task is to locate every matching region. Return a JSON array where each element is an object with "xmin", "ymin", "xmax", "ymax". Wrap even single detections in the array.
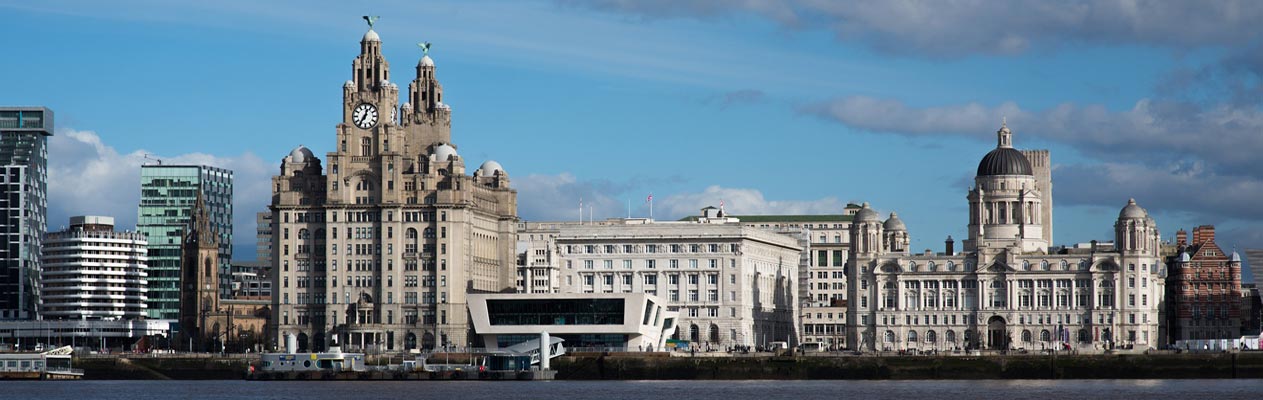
[
  {"xmin": 709, "ymin": 324, "xmax": 720, "ymax": 343},
  {"xmin": 689, "ymin": 324, "xmax": 700, "ymax": 343},
  {"xmin": 422, "ymin": 332, "xmax": 436, "ymax": 350},
  {"xmin": 297, "ymin": 332, "xmax": 310, "ymax": 352},
  {"xmin": 405, "ymin": 332, "xmax": 418, "ymax": 350}
]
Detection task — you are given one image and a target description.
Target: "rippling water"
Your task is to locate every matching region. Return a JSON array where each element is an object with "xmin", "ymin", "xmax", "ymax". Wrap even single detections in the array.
[{"xmin": 3, "ymin": 380, "xmax": 1261, "ymax": 399}]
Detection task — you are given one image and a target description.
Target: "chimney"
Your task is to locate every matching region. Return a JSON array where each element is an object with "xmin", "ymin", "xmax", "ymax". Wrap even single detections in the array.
[
  {"xmin": 1192, "ymin": 225, "xmax": 1215, "ymax": 246},
  {"xmin": 1176, "ymin": 229, "xmax": 1188, "ymax": 251},
  {"xmin": 945, "ymin": 235, "xmax": 955, "ymax": 255}
]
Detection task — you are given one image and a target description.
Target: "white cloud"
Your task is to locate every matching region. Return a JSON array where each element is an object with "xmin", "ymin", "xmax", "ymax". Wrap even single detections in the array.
[
  {"xmin": 566, "ymin": 0, "xmax": 1263, "ymax": 57},
  {"xmin": 47, "ymin": 129, "xmax": 273, "ymax": 258},
  {"xmin": 515, "ymin": 172, "xmax": 846, "ymax": 221},
  {"xmin": 658, "ymin": 186, "xmax": 845, "ymax": 219},
  {"xmin": 807, "ymin": 96, "xmax": 1263, "ymax": 176}
]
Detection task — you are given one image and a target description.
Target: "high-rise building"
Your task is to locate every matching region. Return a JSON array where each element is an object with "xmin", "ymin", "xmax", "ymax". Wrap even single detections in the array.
[
  {"xmin": 41, "ymin": 216, "xmax": 148, "ymax": 320},
  {"xmin": 137, "ymin": 164, "xmax": 233, "ymax": 319},
  {"xmin": 256, "ymin": 211, "xmax": 273, "ymax": 266},
  {"xmin": 272, "ymin": 21, "xmax": 518, "ymax": 353},
  {"xmin": 1245, "ymin": 249, "xmax": 1263, "ymax": 287},
  {"xmin": 0, "ymin": 106, "xmax": 52, "ymax": 320}
]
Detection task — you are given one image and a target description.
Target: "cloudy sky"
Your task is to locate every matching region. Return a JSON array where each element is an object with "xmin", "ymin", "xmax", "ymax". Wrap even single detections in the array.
[{"xmin": 2, "ymin": 0, "xmax": 1261, "ymax": 264}]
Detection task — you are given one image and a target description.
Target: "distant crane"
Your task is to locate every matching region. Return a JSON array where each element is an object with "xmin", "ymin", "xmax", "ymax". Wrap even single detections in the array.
[{"xmin": 143, "ymin": 153, "xmax": 162, "ymax": 165}]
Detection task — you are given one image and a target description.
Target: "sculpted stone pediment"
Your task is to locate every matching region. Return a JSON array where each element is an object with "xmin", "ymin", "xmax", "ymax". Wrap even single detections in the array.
[{"xmin": 986, "ymin": 263, "xmax": 1013, "ymax": 273}]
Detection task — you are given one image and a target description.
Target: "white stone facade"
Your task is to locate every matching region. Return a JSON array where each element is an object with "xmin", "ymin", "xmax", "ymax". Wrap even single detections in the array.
[
  {"xmin": 847, "ymin": 124, "xmax": 1166, "ymax": 352},
  {"xmin": 552, "ymin": 218, "xmax": 802, "ymax": 348},
  {"xmin": 272, "ymin": 25, "xmax": 517, "ymax": 353}
]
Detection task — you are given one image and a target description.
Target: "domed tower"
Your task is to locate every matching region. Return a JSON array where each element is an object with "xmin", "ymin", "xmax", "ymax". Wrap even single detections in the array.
[
  {"xmin": 475, "ymin": 160, "xmax": 510, "ymax": 189},
  {"xmin": 882, "ymin": 212, "xmax": 909, "ymax": 254},
  {"xmin": 403, "ymin": 42, "xmax": 451, "ymax": 147},
  {"xmin": 965, "ymin": 121, "xmax": 1046, "ymax": 253},
  {"xmin": 849, "ymin": 202, "xmax": 884, "ymax": 257},
  {"xmin": 1115, "ymin": 198, "xmax": 1160, "ymax": 256}
]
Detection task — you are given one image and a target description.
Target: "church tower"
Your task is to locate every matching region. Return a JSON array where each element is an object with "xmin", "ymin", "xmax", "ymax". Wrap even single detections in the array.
[{"xmin": 179, "ymin": 192, "xmax": 221, "ymax": 351}]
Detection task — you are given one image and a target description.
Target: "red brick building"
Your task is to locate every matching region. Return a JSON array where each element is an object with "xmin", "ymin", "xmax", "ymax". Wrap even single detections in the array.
[{"xmin": 1167, "ymin": 226, "xmax": 1244, "ymax": 341}]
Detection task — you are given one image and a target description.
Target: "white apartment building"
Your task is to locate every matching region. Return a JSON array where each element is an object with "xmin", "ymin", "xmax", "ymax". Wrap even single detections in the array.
[{"xmin": 41, "ymin": 216, "xmax": 148, "ymax": 320}]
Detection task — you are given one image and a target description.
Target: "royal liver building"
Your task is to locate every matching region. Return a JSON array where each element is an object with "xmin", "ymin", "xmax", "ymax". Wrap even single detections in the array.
[
  {"xmin": 846, "ymin": 123, "xmax": 1165, "ymax": 352},
  {"xmin": 272, "ymin": 21, "xmax": 518, "ymax": 352}
]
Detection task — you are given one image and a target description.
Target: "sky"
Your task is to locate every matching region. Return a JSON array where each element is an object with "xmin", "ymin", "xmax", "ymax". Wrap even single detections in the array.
[{"xmin": 2, "ymin": 0, "xmax": 1261, "ymax": 269}]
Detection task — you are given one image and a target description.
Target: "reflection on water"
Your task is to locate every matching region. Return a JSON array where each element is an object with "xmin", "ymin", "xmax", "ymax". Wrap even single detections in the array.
[{"xmin": 4, "ymin": 379, "xmax": 1261, "ymax": 400}]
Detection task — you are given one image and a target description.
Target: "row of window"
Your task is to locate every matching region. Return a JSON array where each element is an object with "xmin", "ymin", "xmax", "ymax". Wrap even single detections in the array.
[{"xmin": 566, "ymin": 243, "xmax": 740, "ymax": 255}]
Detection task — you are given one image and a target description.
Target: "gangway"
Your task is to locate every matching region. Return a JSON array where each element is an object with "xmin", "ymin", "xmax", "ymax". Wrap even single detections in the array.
[{"xmin": 505, "ymin": 336, "xmax": 565, "ymax": 365}]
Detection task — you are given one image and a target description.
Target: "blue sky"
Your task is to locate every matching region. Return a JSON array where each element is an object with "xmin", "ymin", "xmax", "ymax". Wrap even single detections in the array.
[{"xmin": 3, "ymin": 0, "xmax": 1262, "ymax": 271}]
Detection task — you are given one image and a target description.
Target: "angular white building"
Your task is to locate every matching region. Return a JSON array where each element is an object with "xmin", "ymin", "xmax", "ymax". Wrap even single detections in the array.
[{"xmin": 41, "ymin": 216, "xmax": 148, "ymax": 320}]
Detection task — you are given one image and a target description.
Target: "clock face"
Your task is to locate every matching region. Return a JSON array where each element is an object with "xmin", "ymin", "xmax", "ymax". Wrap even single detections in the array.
[{"xmin": 352, "ymin": 103, "xmax": 378, "ymax": 129}]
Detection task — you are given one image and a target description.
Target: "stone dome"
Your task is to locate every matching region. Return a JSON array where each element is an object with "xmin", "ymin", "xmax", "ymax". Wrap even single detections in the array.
[
  {"xmin": 976, "ymin": 147, "xmax": 1033, "ymax": 176},
  {"xmin": 855, "ymin": 202, "xmax": 880, "ymax": 223},
  {"xmin": 419, "ymin": 55, "xmax": 434, "ymax": 67},
  {"xmin": 344, "ymin": 80, "xmax": 354, "ymax": 88},
  {"xmin": 883, "ymin": 212, "xmax": 906, "ymax": 231},
  {"xmin": 478, "ymin": 160, "xmax": 504, "ymax": 176},
  {"xmin": 432, "ymin": 143, "xmax": 457, "ymax": 161},
  {"xmin": 1179, "ymin": 252, "xmax": 1191, "ymax": 263},
  {"xmin": 1118, "ymin": 198, "xmax": 1147, "ymax": 219},
  {"xmin": 362, "ymin": 29, "xmax": 380, "ymax": 42},
  {"xmin": 288, "ymin": 145, "xmax": 314, "ymax": 163},
  {"xmin": 1232, "ymin": 252, "xmax": 1242, "ymax": 262}
]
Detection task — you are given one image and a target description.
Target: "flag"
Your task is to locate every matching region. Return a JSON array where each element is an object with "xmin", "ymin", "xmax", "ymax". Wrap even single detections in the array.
[{"xmin": 646, "ymin": 194, "xmax": 653, "ymax": 203}]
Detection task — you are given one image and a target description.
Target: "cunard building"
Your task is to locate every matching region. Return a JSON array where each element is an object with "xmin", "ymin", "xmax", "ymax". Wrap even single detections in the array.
[
  {"xmin": 846, "ymin": 123, "xmax": 1166, "ymax": 352},
  {"xmin": 272, "ymin": 20, "xmax": 518, "ymax": 352}
]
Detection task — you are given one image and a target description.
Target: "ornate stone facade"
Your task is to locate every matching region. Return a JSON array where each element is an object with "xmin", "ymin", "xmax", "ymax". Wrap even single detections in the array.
[
  {"xmin": 847, "ymin": 124, "xmax": 1166, "ymax": 352},
  {"xmin": 272, "ymin": 24, "xmax": 517, "ymax": 353}
]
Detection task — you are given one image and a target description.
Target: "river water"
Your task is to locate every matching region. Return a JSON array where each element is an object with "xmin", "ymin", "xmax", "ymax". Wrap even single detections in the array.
[{"xmin": 4, "ymin": 379, "xmax": 1261, "ymax": 399}]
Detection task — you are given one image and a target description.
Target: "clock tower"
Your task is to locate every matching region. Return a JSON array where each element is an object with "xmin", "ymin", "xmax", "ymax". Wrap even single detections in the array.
[{"xmin": 272, "ymin": 18, "xmax": 518, "ymax": 354}]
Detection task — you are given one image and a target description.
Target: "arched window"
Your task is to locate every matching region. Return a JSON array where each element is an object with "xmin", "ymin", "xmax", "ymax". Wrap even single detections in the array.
[
  {"xmin": 709, "ymin": 324, "xmax": 720, "ymax": 343},
  {"xmin": 926, "ymin": 330, "xmax": 937, "ymax": 343},
  {"xmin": 885, "ymin": 331, "xmax": 896, "ymax": 343},
  {"xmin": 1041, "ymin": 260, "xmax": 1049, "ymax": 270},
  {"xmin": 946, "ymin": 330, "xmax": 957, "ymax": 343},
  {"xmin": 405, "ymin": 228, "xmax": 418, "ymax": 253},
  {"xmin": 909, "ymin": 262, "xmax": 918, "ymax": 272},
  {"xmin": 1040, "ymin": 329, "xmax": 1052, "ymax": 342},
  {"xmin": 204, "ymin": 258, "xmax": 213, "ymax": 278},
  {"xmin": 908, "ymin": 331, "xmax": 918, "ymax": 343},
  {"xmin": 1021, "ymin": 330, "xmax": 1032, "ymax": 343},
  {"xmin": 928, "ymin": 261, "xmax": 937, "ymax": 271},
  {"xmin": 1023, "ymin": 261, "xmax": 1031, "ymax": 271},
  {"xmin": 947, "ymin": 261, "xmax": 957, "ymax": 271},
  {"xmin": 1078, "ymin": 329, "xmax": 1090, "ymax": 343}
]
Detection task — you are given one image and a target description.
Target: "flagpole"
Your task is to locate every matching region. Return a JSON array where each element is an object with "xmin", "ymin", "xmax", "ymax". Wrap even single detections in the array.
[{"xmin": 579, "ymin": 198, "xmax": 583, "ymax": 225}]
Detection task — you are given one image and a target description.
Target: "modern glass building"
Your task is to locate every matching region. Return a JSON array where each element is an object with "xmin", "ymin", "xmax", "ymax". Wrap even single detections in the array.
[
  {"xmin": 0, "ymin": 107, "xmax": 52, "ymax": 320},
  {"xmin": 137, "ymin": 165, "xmax": 232, "ymax": 319}
]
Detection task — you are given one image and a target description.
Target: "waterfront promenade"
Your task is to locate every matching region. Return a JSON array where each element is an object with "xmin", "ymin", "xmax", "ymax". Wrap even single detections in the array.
[{"xmin": 65, "ymin": 351, "xmax": 1263, "ymax": 380}]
